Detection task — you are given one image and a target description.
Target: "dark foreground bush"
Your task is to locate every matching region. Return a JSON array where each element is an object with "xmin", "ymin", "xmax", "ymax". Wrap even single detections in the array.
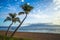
[{"xmin": 0, "ymin": 35, "xmax": 31, "ymax": 40}]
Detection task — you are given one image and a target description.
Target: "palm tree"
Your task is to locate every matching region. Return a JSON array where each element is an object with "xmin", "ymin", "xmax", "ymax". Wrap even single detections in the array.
[
  {"xmin": 10, "ymin": 3, "xmax": 33, "ymax": 37},
  {"xmin": 4, "ymin": 13, "xmax": 20, "ymax": 36}
]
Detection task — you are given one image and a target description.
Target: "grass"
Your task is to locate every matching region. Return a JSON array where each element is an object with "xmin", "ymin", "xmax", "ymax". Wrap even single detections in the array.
[{"xmin": 0, "ymin": 35, "xmax": 31, "ymax": 40}]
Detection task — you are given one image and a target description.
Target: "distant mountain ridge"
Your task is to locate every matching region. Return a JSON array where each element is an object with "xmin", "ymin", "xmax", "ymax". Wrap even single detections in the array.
[
  {"xmin": 0, "ymin": 23, "xmax": 60, "ymax": 28},
  {"xmin": 0, "ymin": 23, "xmax": 60, "ymax": 33}
]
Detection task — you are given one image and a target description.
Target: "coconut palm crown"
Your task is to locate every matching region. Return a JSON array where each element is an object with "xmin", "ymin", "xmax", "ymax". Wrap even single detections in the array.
[
  {"xmin": 4, "ymin": 13, "xmax": 20, "ymax": 36},
  {"xmin": 4, "ymin": 13, "xmax": 20, "ymax": 23},
  {"xmin": 21, "ymin": 3, "xmax": 33, "ymax": 14}
]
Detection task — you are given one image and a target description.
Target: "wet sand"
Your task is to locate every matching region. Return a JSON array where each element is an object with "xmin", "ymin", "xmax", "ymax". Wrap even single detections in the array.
[{"xmin": 0, "ymin": 31, "xmax": 60, "ymax": 40}]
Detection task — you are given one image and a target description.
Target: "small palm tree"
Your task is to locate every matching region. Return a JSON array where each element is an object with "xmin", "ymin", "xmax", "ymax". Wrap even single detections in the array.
[
  {"xmin": 4, "ymin": 13, "xmax": 20, "ymax": 36},
  {"xmin": 10, "ymin": 3, "xmax": 33, "ymax": 37}
]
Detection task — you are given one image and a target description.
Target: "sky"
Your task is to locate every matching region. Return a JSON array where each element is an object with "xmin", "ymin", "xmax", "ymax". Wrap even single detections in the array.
[{"xmin": 0, "ymin": 0, "xmax": 60, "ymax": 26}]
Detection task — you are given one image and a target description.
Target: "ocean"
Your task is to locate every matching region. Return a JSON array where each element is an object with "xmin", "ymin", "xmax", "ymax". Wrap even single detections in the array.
[
  {"xmin": 0, "ymin": 26, "xmax": 60, "ymax": 34},
  {"xmin": 0, "ymin": 23, "xmax": 60, "ymax": 34}
]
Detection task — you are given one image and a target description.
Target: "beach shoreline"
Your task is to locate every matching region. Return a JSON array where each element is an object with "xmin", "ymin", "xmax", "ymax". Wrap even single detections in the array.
[{"xmin": 0, "ymin": 31, "xmax": 60, "ymax": 40}]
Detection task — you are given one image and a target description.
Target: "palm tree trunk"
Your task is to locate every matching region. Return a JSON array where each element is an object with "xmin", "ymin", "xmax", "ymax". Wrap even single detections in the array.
[
  {"xmin": 5, "ymin": 22, "xmax": 13, "ymax": 36},
  {"xmin": 10, "ymin": 14, "xmax": 27, "ymax": 37}
]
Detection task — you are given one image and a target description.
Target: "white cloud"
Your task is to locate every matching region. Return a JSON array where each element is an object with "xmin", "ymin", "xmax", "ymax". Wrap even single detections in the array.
[
  {"xmin": 29, "ymin": 9, "xmax": 49, "ymax": 19},
  {"xmin": 27, "ymin": 3, "xmax": 30, "ymax": 5},
  {"xmin": 27, "ymin": 10, "xmax": 52, "ymax": 24},
  {"xmin": 53, "ymin": 0, "xmax": 60, "ymax": 10},
  {"xmin": 21, "ymin": 0, "xmax": 24, "ymax": 2},
  {"xmin": 51, "ymin": 0, "xmax": 60, "ymax": 25},
  {"xmin": 6, "ymin": 5, "xmax": 17, "ymax": 13},
  {"xmin": 8, "ymin": 6, "xmax": 16, "ymax": 11},
  {"xmin": 29, "ymin": 14, "xmax": 49, "ymax": 19},
  {"xmin": 1, "ymin": 0, "xmax": 60, "ymax": 26},
  {"xmin": 25, "ymin": 0, "xmax": 60, "ymax": 25},
  {"xmin": 0, "ymin": 13, "xmax": 8, "ymax": 18},
  {"xmin": 53, "ymin": 0, "xmax": 60, "ymax": 5},
  {"xmin": 52, "ymin": 11, "xmax": 60, "ymax": 25}
]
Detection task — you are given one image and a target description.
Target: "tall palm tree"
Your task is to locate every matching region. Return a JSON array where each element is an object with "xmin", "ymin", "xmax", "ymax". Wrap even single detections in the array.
[
  {"xmin": 4, "ymin": 13, "xmax": 20, "ymax": 36},
  {"xmin": 10, "ymin": 3, "xmax": 33, "ymax": 37}
]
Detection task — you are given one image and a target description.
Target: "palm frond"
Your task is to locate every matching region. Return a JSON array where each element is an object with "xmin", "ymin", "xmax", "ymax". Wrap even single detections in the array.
[
  {"xmin": 18, "ymin": 12, "xmax": 24, "ymax": 15},
  {"xmin": 12, "ymin": 17, "xmax": 21, "ymax": 23},
  {"xmin": 4, "ymin": 17, "xmax": 11, "ymax": 22},
  {"xmin": 21, "ymin": 3, "xmax": 33, "ymax": 14},
  {"xmin": 15, "ymin": 17, "xmax": 21, "ymax": 23},
  {"xmin": 9, "ymin": 13, "xmax": 17, "ymax": 18}
]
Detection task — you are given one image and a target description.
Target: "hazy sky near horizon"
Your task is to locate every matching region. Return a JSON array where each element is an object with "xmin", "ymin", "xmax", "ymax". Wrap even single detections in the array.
[{"xmin": 0, "ymin": 0, "xmax": 60, "ymax": 26}]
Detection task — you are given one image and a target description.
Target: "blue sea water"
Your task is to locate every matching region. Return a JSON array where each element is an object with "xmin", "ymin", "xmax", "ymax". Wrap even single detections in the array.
[
  {"xmin": 0, "ymin": 24, "xmax": 60, "ymax": 34},
  {"xmin": 0, "ymin": 26, "xmax": 60, "ymax": 34}
]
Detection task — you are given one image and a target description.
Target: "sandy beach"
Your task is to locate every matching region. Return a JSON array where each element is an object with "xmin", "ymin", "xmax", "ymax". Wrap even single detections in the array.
[{"xmin": 0, "ymin": 31, "xmax": 60, "ymax": 40}]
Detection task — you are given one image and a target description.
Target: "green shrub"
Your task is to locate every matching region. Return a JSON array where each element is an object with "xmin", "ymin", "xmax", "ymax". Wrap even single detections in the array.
[{"xmin": 0, "ymin": 35, "xmax": 31, "ymax": 40}]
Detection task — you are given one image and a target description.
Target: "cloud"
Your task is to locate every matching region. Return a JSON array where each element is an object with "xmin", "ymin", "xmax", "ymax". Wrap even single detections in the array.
[
  {"xmin": 25, "ymin": 0, "xmax": 60, "ymax": 25},
  {"xmin": 27, "ymin": 3, "xmax": 30, "ymax": 5},
  {"xmin": 0, "ymin": 13, "xmax": 8, "ymax": 19},
  {"xmin": 53, "ymin": 0, "xmax": 60, "ymax": 5},
  {"xmin": 21, "ymin": 0, "xmax": 24, "ymax": 2},
  {"xmin": 52, "ymin": 11, "xmax": 60, "ymax": 25},
  {"xmin": 29, "ymin": 9, "xmax": 49, "ymax": 19},
  {"xmin": 6, "ymin": 4, "xmax": 19, "ymax": 13},
  {"xmin": 1, "ymin": 0, "xmax": 60, "ymax": 26},
  {"xmin": 29, "ymin": 14, "xmax": 49, "ymax": 19},
  {"xmin": 53, "ymin": 0, "xmax": 60, "ymax": 10},
  {"xmin": 51, "ymin": 0, "xmax": 60, "ymax": 25},
  {"xmin": 26, "ymin": 10, "xmax": 52, "ymax": 24},
  {"xmin": 7, "ymin": 6, "xmax": 17, "ymax": 12}
]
